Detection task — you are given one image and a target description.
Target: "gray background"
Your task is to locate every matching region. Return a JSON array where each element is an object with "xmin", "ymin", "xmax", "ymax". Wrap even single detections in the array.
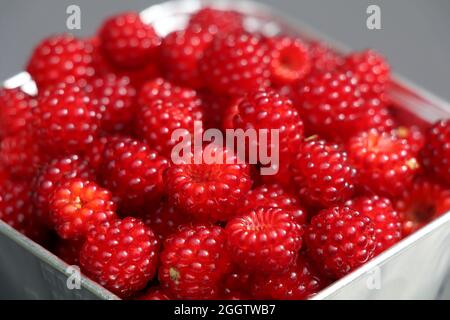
[{"xmin": 0, "ymin": 0, "xmax": 449, "ymax": 101}]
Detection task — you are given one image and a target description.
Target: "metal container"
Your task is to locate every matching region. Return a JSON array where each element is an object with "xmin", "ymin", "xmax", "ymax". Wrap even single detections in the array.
[{"xmin": 1, "ymin": 0, "xmax": 450, "ymax": 300}]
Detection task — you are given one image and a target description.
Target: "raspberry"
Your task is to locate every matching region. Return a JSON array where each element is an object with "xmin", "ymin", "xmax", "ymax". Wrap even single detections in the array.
[
  {"xmin": 26, "ymin": 34, "xmax": 94, "ymax": 89},
  {"xmin": 138, "ymin": 287, "xmax": 171, "ymax": 300},
  {"xmin": 233, "ymin": 89, "xmax": 304, "ymax": 160},
  {"xmin": 307, "ymin": 41, "xmax": 343, "ymax": 73},
  {"xmin": 395, "ymin": 178, "xmax": 450, "ymax": 236},
  {"xmin": 392, "ymin": 126, "xmax": 425, "ymax": 155},
  {"xmin": 225, "ymin": 207, "xmax": 303, "ymax": 273},
  {"xmin": 292, "ymin": 138, "xmax": 356, "ymax": 207},
  {"xmin": 294, "ymin": 69, "xmax": 390, "ymax": 141},
  {"xmin": 188, "ymin": 7, "xmax": 244, "ymax": 35},
  {"xmin": 49, "ymin": 179, "xmax": 117, "ymax": 240},
  {"xmin": 0, "ymin": 88, "xmax": 36, "ymax": 138},
  {"xmin": 200, "ymin": 33, "xmax": 271, "ymax": 95},
  {"xmin": 345, "ymin": 195, "xmax": 402, "ymax": 254},
  {"xmin": 422, "ymin": 120, "xmax": 450, "ymax": 185},
  {"xmin": 347, "ymin": 129, "xmax": 420, "ymax": 197},
  {"xmin": 33, "ymin": 83, "xmax": 99, "ymax": 155},
  {"xmin": 239, "ymin": 183, "xmax": 308, "ymax": 225},
  {"xmin": 33, "ymin": 154, "xmax": 94, "ymax": 225},
  {"xmin": 54, "ymin": 239, "xmax": 84, "ymax": 265},
  {"xmin": 86, "ymin": 74, "xmax": 137, "ymax": 133},
  {"xmin": 99, "ymin": 12, "xmax": 161, "ymax": 69},
  {"xmin": 142, "ymin": 199, "xmax": 189, "ymax": 240},
  {"xmin": 161, "ymin": 26, "xmax": 214, "ymax": 88},
  {"xmin": 164, "ymin": 145, "xmax": 252, "ymax": 222},
  {"xmin": 158, "ymin": 224, "xmax": 231, "ymax": 300},
  {"xmin": 251, "ymin": 255, "xmax": 327, "ymax": 300},
  {"xmin": 136, "ymin": 78, "xmax": 203, "ymax": 158},
  {"xmin": 100, "ymin": 137, "xmax": 169, "ymax": 211},
  {"xmin": 342, "ymin": 49, "xmax": 391, "ymax": 99},
  {"xmin": 306, "ymin": 206, "xmax": 377, "ymax": 279},
  {"xmin": 0, "ymin": 178, "xmax": 47, "ymax": 243},
  {"xmin": 80, "ymin": 217, "xmax": 159, "ymax": 298},
  {"xmin": 269, "ymin": 37, "xmax": 311, "ymax": 85},
  {"xmin": 0, "ymin": 132, "xmax": 43, "ymax": 179}
]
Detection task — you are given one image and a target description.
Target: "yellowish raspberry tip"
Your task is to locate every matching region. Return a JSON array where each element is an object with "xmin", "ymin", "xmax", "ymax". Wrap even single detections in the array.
[
  {"xmin": 396, "ymin": 126, "xmax": 410, "ymax": 139},
  {"xmin": 406, "ymin": 158, "xmax": 419, "ymax": 170},
  {"xmin": 169, "ymin": 267, "xmax": 180, "ymax": 283},
  {"xmin": 304, "ymin": 135, "xmax": 319, "ymax": 142}
]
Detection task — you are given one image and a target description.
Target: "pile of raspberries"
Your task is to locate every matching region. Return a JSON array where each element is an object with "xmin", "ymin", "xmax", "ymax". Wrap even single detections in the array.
[{"xmin": 1, "ymin": 7, "xmax": 450, "ymax": 300}]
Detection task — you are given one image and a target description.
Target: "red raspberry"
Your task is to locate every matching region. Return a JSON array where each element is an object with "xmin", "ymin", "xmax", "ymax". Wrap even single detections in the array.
[
  {"xmin": 347, "ymin": 129, "xmax": 420, "ymax": 197},
  {"xmin": 294, "ymin": 69, "xmax": 390, "ymax": 141},
  {"xmin": 345, "ymin": 195, "xmax": 402, "ymax": 255},
  {"xmin": 159, "ymin": 224, "xmax": 231, "ymax": 300},
  {"xmin": 99, "ymin": 12, "xmax": 161, "ymax": 69},
  {"xmin": 80, "ymin": 217, "xmax": 159, "ymax": 298},
  {"xmin": 305, "ymin": 206, "xmax": 377, "ymax": 279},
  {"xmin": 233, "ymin": 89, "xmax": 304, "ymax": 160},
  {"xmin": 342, "ymin": 49, "xmax": 391, "ymax": 99},
  {"xmin": 100, "ymin": 137, "xmax": 169, "ymax": 211},
  {"xmin": 136, "ymin": 78, "xmax": 203, "ymax": 158},
  {"xmin": 142, "ymin": 199, "xmax": 189, "ymax": 240},
  {"xmin": 307, "ymin": 41, "xmax": 343, "ymax": 73},
  {"xmin": 251, "ymin": 255, "xmax": 327, "ymax": 300},
  {"xmin": 86, "ymin": 74, "xmax": 137, "ymax": 133},
  {"xmin": 0, "ymin": 133, "xmax": 43, "ymax": 179},
  {"xmin": 26, "ymin": 34, "xmax": 94, "ymax": 89},
  {"xmin": 0, "ymin": 88, "xmax": 36, "ymax": 138},
  {"xmin": 392, "ymin": 126, "xmax": 425, "ymax": 155},
  {"xmin": 395, "ymin": 178, "xmax": 450, "ymax": 236},
  {"xmin": 49, "ymin": 179, "xmax": 117, "ymax": 240},
  {"xmin": 292, "ymin": 138, "xmax": 356, "ymax": 207},
  {"xmin": 0, "ymin": 178, "xmax": 47, "ymax": 243},
  {"xmin": 225, "ymin": 207, "xmax": 303, "ymax": 273},
  {"xmin": 33, "ymin": 154, "xmax": 94, "ymax": 225},
  {"xmin": 239, "ymin": 183, "xmax": 308, "ymax": 225},
  {"xmin": 138, "ymin": 287, "xmax": 171, "ymax": 300},
  {"xmin": 164, "ymin": 145, "xmax": 252, "ymax": 222},
  {"xmin": 33, "ymin": 83, "xmax": 99, "ymax": 155},
  {"xmin": 269, "ymin": 37, "xmax": 311, "ymax": 85},
  {"xmin": 161, "ymin": 26, "xmax": 214, "ymax": 88},
  {"xmin": 422, "ymin": 120, "xmax": 450, "ymax": 185},
  {"xmin": 54, "ymin": 239, "xmax": 84, "ymax": 265},
  {"xmin": 200, "ymin": 33, "xmax": 271, "ymax": 95},
  {"xmin": 188, "ymin": 7, "xmax": 244, "ymax": 35}
]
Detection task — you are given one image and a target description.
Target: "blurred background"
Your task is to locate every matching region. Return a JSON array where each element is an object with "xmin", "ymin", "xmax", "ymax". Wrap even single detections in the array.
[{"xmin": 1, "ymin": 0, "xmax": 450, "ymax": 101}]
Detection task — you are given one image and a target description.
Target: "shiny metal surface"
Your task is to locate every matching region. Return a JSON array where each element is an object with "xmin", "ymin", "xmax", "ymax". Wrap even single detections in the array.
[{"xmin": 1, "ymin": 0, "xmax": 450, "ymax": 300}]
